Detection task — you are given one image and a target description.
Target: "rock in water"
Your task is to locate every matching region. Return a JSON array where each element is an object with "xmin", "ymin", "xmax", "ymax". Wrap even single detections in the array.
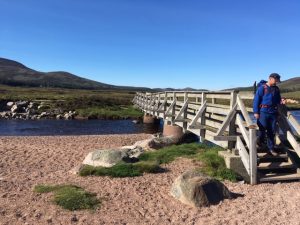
[
  {"xmin": 82, "ymin": 149, "xmax": 129, "ymax": 167},
  {"xmin": 171, "ymin": 170, "xmax": 232, "ymax": 207}
]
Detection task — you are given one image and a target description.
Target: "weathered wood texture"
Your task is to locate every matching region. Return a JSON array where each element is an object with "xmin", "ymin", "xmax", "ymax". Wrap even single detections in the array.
[{"xmin": 134, "ymin": 91, "xmax": 299, "ymax": 185}]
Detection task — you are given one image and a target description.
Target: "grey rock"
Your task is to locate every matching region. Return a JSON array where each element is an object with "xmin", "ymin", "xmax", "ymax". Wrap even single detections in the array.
[
  {"xmin": 82, "ymin": 149, "xmax": 128, "ymax": 167},
  {"xmin": 171, "ymin": 170, "xmax": 232, "ymax": 207},
  {"xmin": 6, "ymin": 102, "xmax": 14, "ymax": 108},
  {"xmin": 64, "ymin": 112, "xmax": 73, "ymax": 120},
  {"xmin": 40, "ymin": 112, "xmax": 48, "ymax": 117},
  {"xmin": 11, "ymin": 104, "xmax": 19, "ymax": 113},
  {"xmin": 28, "ymin": 102, "xmax": 38, "ymax": 109},
  {"xmin": 56, "ymin": 114, "xmax": 63, "ymax": 120},
  {"xmin": 148, "ymin": 136, "xmax": 178, "ymax": 149},
  {"xmin": 122, "ymin": 146, "xmax": 144, "ymax": 159},
  {"xmin": 16, "ymin": 101, "xmax": 28, "ymax": 107}
]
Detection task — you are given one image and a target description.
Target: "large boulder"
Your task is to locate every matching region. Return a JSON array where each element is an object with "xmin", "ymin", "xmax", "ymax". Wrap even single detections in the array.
[
  {"xmin": 82, "ymin": 149, "xmax": 129, "ymax": 167},
  {"xmin": 171, "ymin": 170, "xmax": 233, "ymax": 207}
]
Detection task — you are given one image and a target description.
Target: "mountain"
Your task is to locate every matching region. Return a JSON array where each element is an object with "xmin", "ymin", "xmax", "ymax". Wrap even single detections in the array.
[
  {"xmin": 224, "ymin": 77, "xmax": 300, "ymax": 93},
  {"xmin": 0, "ymin": 57, "xmax": 150, "ymax": 91}
]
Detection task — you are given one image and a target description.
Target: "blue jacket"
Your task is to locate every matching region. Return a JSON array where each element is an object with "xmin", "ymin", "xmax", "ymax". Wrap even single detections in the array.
[{"xmin": 253, "ymin": 84, "xmax": 281, "ymax": 114}]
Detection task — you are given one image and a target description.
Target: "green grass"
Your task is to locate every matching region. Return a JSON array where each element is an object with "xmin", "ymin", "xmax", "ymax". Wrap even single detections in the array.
[
  {"xmin": 79, "ymin": 143, "xmax": 238, "ymax": 181},
  {"xmin": 0, "ymin": 84, "xmax": 145, "ymax": 119},
  {"xmin": 138, "ymin": 143, "xmax": 204, "ymax": 164},
  {"xmin": 195, "ymin": 148, "xmax": 238, "ymax": 182},
  {"xmin": 79, "ymin": 161, "xmax": 162, "ymax": 177},
  {"xmin": 34, "ymin": 184, "xmax": 100, "ymax": 211}
]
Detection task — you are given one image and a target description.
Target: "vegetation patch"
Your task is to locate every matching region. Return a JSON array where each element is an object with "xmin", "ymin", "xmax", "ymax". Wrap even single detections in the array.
[
  {"xmin": 34, "ymin": 184, "xmax": 100, "ymax": 210},
  {"xmin": 138, "ymin": 143, "xmax": 203, "ymax": 164},
  {"xmin": 79, "ymin": 142, "xmax": 238, "ymax": 181},
  {"xmin": 77, "ymin": 106, "xmax": 143, "ymax": 119},
  {"xmin": 195, "ymin": 148, "xmax": 238, "ymax": 182},
  {"xmin": 79, "ymin": 161, "xmax": 161, "ymax": 177}
]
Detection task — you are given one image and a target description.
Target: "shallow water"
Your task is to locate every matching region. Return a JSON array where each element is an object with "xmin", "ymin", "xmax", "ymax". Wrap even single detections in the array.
[{"xmin": 0, "ymin": 119, "xmax": 163, "ymax": 136}]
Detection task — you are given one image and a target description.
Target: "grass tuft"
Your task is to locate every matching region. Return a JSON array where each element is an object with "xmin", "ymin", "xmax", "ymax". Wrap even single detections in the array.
[
  {"xmin": 79, "ymin": 161, "xmax": 161, "ymax": 177},
  {"xmin": 138, "ymin": 143, "xmax": 203, "ymax": 164},
  {"xmin": 195, "ymin": 148, "xmax": 238, "ymax": 182},
  {"xmin": 34, "ymin": 184, "xmax": 100, "ymax": 210}
]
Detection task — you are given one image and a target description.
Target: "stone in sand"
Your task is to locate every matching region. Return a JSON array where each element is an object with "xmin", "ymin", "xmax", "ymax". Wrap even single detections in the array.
[
  {"xmin": 121, "ymin": 146, "xmax": 144, "ymax": 158},
  {"xmin": 171, "ymin": 170, "xmax": 232, "ymax": 207},
  {"xmin": 82, "ymin": 149, "xmax": 129, "ymax": 167},
  {"xmin": 148, "ymin": 136, "xmax": 178, "ymax": 149}
]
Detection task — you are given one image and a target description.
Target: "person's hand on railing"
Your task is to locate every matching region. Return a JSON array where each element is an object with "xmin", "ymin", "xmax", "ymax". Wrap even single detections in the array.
[{"xmin": 254, "ymin": 113, "xmax": 260, "ymax": 119}]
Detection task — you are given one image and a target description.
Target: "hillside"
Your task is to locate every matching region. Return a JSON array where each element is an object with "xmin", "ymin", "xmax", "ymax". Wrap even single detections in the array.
[
  {"xmin": 0, "ymin": 57, "xmax": 150, "ymax": 91},
  {"xmin": 224, "ymin": 77, "xmax": 300, "ymax": 93}
]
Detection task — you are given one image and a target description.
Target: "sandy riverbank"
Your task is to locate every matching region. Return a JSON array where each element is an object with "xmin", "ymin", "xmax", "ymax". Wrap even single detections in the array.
[{"xmin": 1, "ymin": 134, "xmax": 300, "ymax": 225}]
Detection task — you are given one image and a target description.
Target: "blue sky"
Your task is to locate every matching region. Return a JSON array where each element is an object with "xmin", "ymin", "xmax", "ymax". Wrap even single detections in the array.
[{"xmin": 0, "ymin": 0, "xmax": 299, "ymax": 90}]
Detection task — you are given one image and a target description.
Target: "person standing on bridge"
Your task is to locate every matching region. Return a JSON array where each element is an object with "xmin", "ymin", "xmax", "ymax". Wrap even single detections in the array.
[{"xmin": 253, "ymin": 73, "xmax": 284, "ymax": 156}]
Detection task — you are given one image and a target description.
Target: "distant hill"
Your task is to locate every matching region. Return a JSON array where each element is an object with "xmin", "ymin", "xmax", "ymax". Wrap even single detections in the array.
[
  {"xmin": 0, "ymin": 57, "xmax": 150, "ymax": 91},
  {"xmin": 153, "ymin": 87, "xmax": 208, "ymax": 92},
  {"xmin": 224, "ymin": 77, "xmax": 300, "ymax": 93}
]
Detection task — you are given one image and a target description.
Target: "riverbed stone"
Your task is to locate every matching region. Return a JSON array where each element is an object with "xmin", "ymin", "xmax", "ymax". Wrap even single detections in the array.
[
  {"xmin": 6, "ymin": 102, "xmax": 14, "ymax": 108},
  {"xmin": 171, "ymin": 170, "xmax": 233, "ymax": 207}
]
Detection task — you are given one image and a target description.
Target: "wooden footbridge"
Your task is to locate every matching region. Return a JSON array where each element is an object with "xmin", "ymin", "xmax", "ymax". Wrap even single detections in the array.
[{"xmin": 133, "ymin": 91, "xmax": 300, "ymax": 184}]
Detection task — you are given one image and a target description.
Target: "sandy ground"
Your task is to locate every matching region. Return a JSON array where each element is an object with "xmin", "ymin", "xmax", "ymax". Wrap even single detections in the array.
[{"xmin": 1, "ymin": 134, "xmax": 300, "ymax": 225}]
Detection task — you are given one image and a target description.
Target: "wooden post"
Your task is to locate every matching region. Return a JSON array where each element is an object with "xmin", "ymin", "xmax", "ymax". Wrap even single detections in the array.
[
  {"xmin": 171, "ymin": 92, "xmax": 176, "ymax": 125},
  {"xmin": 200, "ymin": 92, "xmax": 206, "ymax": 142},
  {"xmin": 228, "ymin": 90, "xmax": 238, "ymax": 150},
  {"xmin": 156, "ymin": 93, "xmax": 161, "ymax": 117},
  {"xmin": 249, "ymin": 128, "xmax": 257, "ymax": 185},
  {"xmin": 183, "ymin": 92, "xmax": 188, "ymax": 132}
]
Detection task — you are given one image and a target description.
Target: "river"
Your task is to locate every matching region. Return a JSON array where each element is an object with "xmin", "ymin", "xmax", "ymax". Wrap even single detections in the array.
[
  {"xmin": 0, "ymin": 119, "xmax": 163, "ymax": 136},
  {"xmin": 0, "ymin": 110, "xmax": 298, "ymax": 136}
]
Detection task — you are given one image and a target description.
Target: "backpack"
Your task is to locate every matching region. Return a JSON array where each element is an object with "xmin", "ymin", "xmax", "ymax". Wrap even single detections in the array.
[{"xmin": 253, "ymin": 80, "xmax": 278, "ymax": 96}]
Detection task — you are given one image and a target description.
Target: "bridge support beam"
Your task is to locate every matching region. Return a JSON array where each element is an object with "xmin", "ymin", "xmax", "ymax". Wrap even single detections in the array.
[{"xmin": 163, "ymin": 121, "xmax": 184, "ymax": 140}]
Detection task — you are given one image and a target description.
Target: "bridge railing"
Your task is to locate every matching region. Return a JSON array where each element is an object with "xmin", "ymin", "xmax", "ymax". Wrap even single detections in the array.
[{"xmin": 133, "ymin": 91, "xmax": 300, "ymax": 185}]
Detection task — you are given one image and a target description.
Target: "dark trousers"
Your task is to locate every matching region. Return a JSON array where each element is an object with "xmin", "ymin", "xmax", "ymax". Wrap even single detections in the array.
[{"xmin": 257, "ymin": 112, "xmax": 277, "ymax": 151}]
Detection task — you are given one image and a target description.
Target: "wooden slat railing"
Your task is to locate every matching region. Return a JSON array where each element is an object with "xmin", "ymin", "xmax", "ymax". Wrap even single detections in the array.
[{"xmin": 133, "ymin": 91, "xmax": 299, "ymax": 185}]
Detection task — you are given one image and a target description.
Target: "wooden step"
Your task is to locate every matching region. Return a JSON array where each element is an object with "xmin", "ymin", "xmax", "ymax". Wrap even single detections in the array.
[
  {"xmin": 259, "ymin": 172, "xmax": 300, "ymax": 182},
  {"xmin": 257, "ymin": 162, "xmax": 295, "ymax": 170},
  {"xmin": 257, "ymin": 153, "xmax": 288, "ymax": 162}
]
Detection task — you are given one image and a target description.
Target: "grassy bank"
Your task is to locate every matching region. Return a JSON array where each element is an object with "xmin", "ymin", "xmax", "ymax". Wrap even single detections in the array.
[
  {"xmin": 76, "ymin": 106, "xmax": 143, "ymax": 119},
  {"xmin": 0, "ymin": 84, "xmax": 144, "ymax": 119}
]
